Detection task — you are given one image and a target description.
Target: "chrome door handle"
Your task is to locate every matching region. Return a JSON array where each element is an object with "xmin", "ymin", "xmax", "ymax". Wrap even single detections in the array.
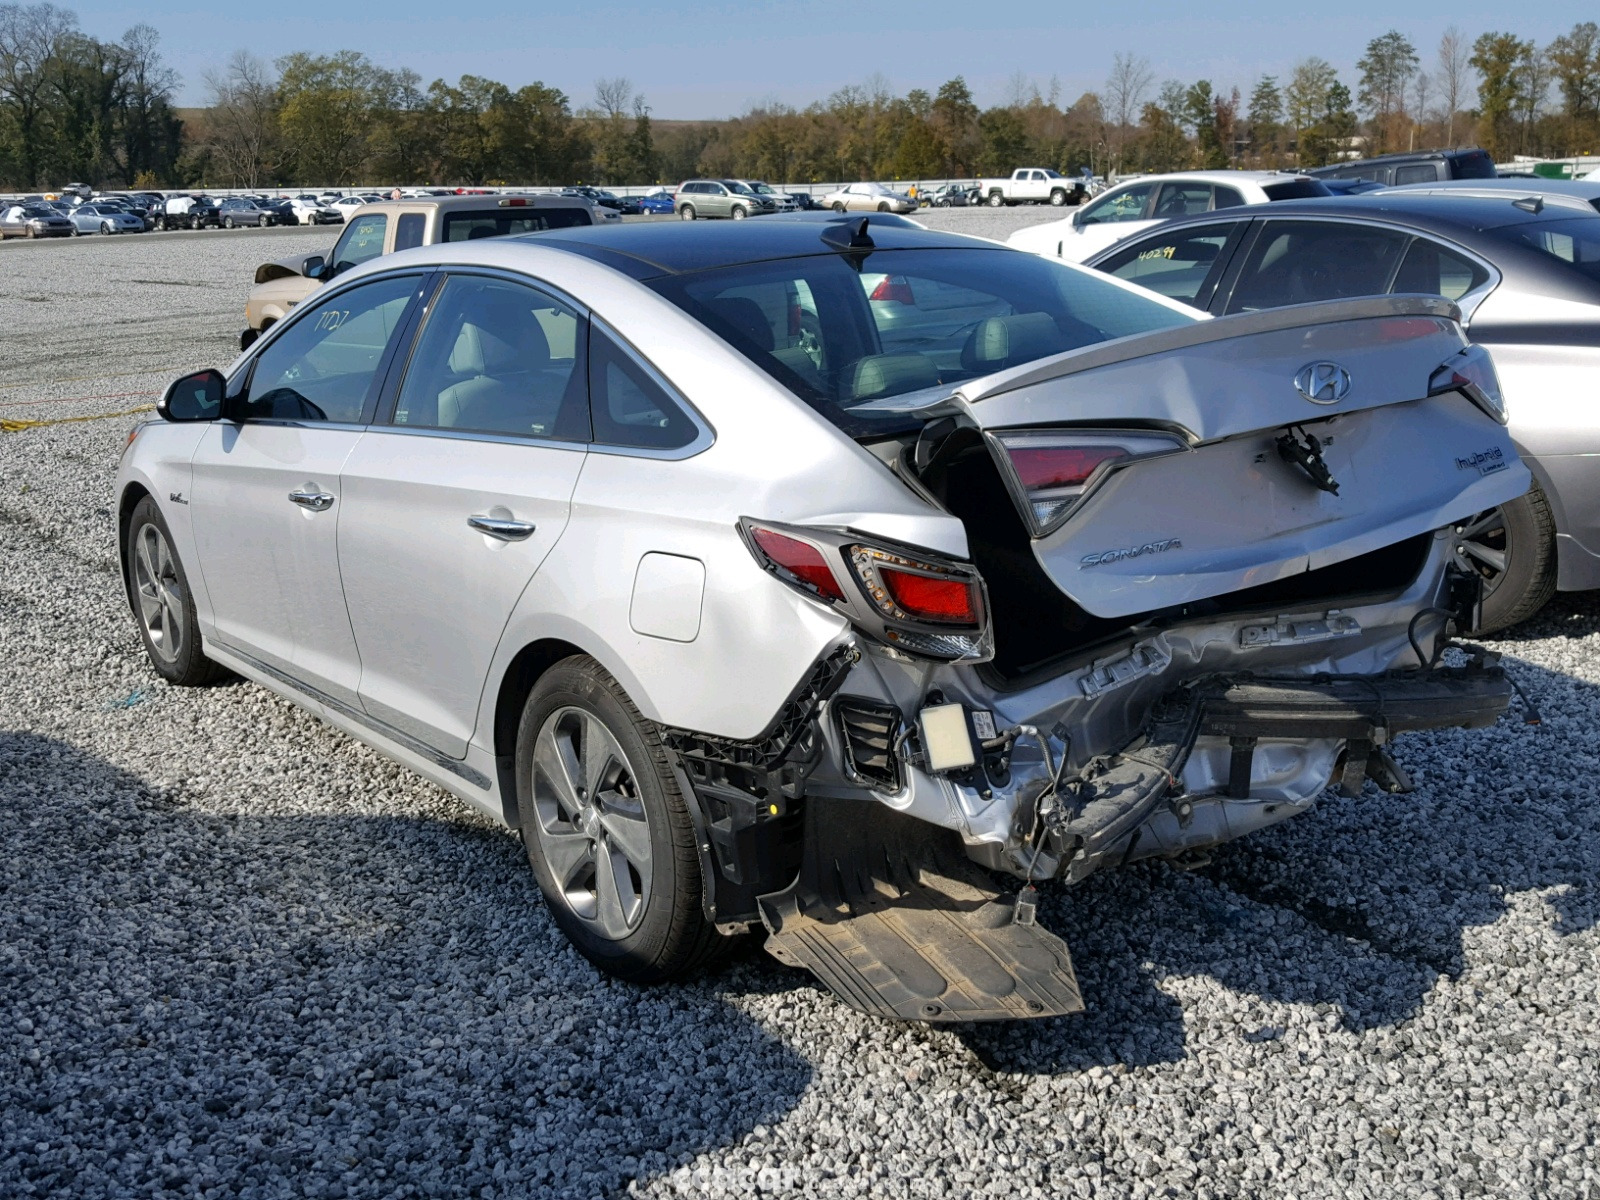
[
  {"xmin": 288, "ymin": 490, "xmax": 335, "ymax": 512},
  {"xmin": 468, "ymin": 515, "xmax": 537, "ymax": 541}
]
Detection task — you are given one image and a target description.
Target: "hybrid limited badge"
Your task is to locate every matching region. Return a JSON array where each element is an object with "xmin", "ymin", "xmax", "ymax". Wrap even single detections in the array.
[{"xmin": 1294, "ymin": 361, "xmax": 1352, "ymax": 405}]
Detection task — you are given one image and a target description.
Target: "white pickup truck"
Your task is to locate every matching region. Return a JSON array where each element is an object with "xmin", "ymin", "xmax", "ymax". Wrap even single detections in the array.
[{"xmin": 976, "ymin": 168, "xmax": 1087, "ymax": 208}]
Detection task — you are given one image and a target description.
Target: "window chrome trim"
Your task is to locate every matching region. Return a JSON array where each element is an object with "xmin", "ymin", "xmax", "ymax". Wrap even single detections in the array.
[{"xmin": 360, "ymin": 425, "xmax": 590, "ymax": 453}]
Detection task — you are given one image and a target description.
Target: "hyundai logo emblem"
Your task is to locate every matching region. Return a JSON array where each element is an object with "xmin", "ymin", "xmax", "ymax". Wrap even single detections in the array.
[{"xmin": 1294, "ymin": 361, "xmax": 1352, "ymax": 405}]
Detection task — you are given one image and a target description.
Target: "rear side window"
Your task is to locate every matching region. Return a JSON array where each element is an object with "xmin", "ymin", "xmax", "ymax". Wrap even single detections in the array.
[
  {"xmin": 442, "ymin": 209, "xmax": 593, "ymax": 241},
  {"xmin": 1227, "ymin": 220, "xmax": 1410, "ymax": 312},
  {"xmin": 1261, "ymin": 179, "xmax": 1332, "ymax": 200},
  {"xmin": 1392, "ymin": 239, "xmax": 1490, "ymax": 301},
  {"xmin": 1393, "ymin": 164, "xmax": 1439, "ymax": 185},
  {"xmin": 1213, "ymin": 185, "xmax": 1246, "ymax": 209},
  {"xmin": 394, "ymin": 212, "xmax": 425, "ymax": 251},
  {"xmin": 588, "ymin": 327, "xmax": 699, "ymax": 450},
  {"xmin": 1098, "ymin": 223, "xmax": 1240, "ymax": 307}
]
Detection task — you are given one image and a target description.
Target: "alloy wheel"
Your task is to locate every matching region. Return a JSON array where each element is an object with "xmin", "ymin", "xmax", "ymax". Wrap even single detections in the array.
[
  {"xmin": 529, "ymin": 706, "xmax": 654, "ymax": 940},
  {"xmin": 133, "ymin": 523, "xmax": 185, "ymax": 664},
  {"xmin": 1452, "ymin": 506, "xmax": 1509, "ymax": 597}
]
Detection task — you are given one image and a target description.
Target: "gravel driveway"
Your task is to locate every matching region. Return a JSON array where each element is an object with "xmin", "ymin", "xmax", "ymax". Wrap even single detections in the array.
[{"xmin": 2, "ymin": 217, "xmax": 1598, "ymax": 1200}]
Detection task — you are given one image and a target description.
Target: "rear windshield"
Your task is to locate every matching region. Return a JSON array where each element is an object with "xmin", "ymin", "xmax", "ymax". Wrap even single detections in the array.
[
  {"xmin": 646, "ymin": 247, "xmax": 1195, "ymax": 437},
  {"xmin": 1262, "ymin": 179, "xmax": 1332, "ymax": 201},
  {"xmin": 1487, "ymin": 216, "xmax": 1600, "ymax": 283},
  {"xmin": 1454, "ymin": 151, "xmax": 1497, "ymax": 179},
  {"xmin": 441, "ymin": 209, "xmax": 592, "ymax": 241}
]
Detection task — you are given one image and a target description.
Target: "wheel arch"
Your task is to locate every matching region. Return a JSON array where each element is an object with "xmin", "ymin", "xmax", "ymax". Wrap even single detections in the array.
[
  {"xmin": 489, "ymin": 636, "xmax": 593, "ymax": 824},
  {"xmin": 116, "ymin": 480, "xmax": 153, "ymax": 608}
]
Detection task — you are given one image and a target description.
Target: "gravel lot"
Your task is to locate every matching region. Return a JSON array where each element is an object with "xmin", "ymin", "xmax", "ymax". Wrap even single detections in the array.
[{"xmin": 3, "ymin": 213, "xmax": 1599, "ymax": 1200}]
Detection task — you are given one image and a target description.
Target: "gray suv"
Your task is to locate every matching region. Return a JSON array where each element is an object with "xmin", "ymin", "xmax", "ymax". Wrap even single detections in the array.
[{"xmin": 674, "ymin": 179, "xmax": 776, "ymax": 221}]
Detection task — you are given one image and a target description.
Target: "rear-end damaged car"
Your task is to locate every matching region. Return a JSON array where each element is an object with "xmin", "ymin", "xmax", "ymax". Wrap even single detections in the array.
[{"xmin": 117, "ymin": 216, "xmax": 1526, "ymax": 1022}]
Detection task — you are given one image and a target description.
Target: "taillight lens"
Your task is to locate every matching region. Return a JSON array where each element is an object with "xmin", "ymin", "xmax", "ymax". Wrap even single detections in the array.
[
  {"xmin": 1429, "ymin": 344, "xmax": 1506, "ymax": 424},
  {"xmin": 852, "ymin": 546, "xmax": 980, "ymax": 625},
  {"xmin": 868, "ymin": 275, "xmax": 916, "ymax": 304},
  {"xmin": 747, "ymin": 526, "xmax": 846, "ymax": 601},
  {"xmin": 991, "ymin": 430, "xmax": 1187, "ymax": 536}
]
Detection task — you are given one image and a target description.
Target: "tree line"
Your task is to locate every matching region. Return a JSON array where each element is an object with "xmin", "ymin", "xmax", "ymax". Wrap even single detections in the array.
[{"xmin": 4, "ymin": 6, "xmax": 1600, "ymax": 192}]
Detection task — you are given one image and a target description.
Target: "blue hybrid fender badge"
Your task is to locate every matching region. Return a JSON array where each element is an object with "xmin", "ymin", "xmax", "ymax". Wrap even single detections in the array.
[{"xmin": 1295, "ymin": 361, "xmax": 1352, "ymax": 405}]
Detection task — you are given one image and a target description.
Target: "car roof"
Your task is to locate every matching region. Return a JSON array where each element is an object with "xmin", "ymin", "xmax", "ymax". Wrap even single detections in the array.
[
  {"xmin": 349, "ymin": 194, "xmax": 595, "ymax": 215},
  {"xmin": 1110, "ymin": 170, "xmax": 1315, "ymax": 187},
  {"xmin": 520, "ymin": 215, "xmax": 997, "ymax": 278},
  {"xmin": 1381, "ymin": 177, "xmax": 1600, "ymax": 211}
]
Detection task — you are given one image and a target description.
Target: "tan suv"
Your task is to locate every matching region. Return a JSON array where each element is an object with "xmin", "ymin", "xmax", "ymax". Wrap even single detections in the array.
[{"xmin": 242, "ymin": 194, "xmax": 607, "ymax": 348}]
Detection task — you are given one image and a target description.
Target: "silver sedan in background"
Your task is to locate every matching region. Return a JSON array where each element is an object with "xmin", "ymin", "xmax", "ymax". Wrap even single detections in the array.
[
  {"xmin": 820, "ymin": 181, "xmax": 918, "ymax": 213},
  {"xmin": 116, "ymin": 216, "xmax": 1523, "ymax": 1022},
  {"xmin": 69, "ymin": 203, "xmax": 145, "ymax": 235}
]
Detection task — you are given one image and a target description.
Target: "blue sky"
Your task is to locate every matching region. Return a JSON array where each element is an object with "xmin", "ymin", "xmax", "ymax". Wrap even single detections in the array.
[{"xmin": 65, "ymin": 0, "xmax": 1599, "ymax": 115}]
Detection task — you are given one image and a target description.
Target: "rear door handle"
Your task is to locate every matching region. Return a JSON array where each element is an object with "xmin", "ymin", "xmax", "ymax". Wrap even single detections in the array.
[
  {"xmin": 288, "ymin": 490, "xmax": 335, "ymax": 512},
  {"xmin": 468, "ymin": 515, "xmax": 537, "ymax": 542}
]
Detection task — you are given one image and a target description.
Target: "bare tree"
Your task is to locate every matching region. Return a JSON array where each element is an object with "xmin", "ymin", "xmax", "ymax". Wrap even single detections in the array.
[
  {"xmin": 204, "ymin": 50, "xmax": 279, "ymax": 188},
  {"xmin": 1104, "ymin": 51, "xmax": 1153, "ymax": 170},
  {"xmin": 1005, "ymin": 69, "xmax": 1038, "ymax": 109},
  {"xmin": 593, "ymin": 76, "xmax": 632, "ymax": 121},
  {"xmin": 1438, "ymin": 26, "xmax": 1471, "ymax": 146},
  {"xmin": 1412, "ymin": 70, "xmax": 1433, "ymax": 148}
]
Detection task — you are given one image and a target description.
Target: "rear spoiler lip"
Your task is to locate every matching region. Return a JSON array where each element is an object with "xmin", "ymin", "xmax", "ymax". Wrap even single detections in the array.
[{"xmin": 962, "ymin": 294, "xmax": 1463, "ymax": 405}]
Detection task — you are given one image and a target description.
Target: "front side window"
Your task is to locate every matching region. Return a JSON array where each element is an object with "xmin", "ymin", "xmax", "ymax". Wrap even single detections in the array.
[
  {"xmin": 1099, "ymin": 223, "xmax": 1240, "ymax": 306},
  {"xmin": 392, "ymin": 274, "xmax": 588, "ymax": 439},
  {"xmin": 648, "ymin": 247, "xmax": 1195, "ymax": 437},
  {"xmin": 1227, "ymin": 220, "xmax": 1411, "ymax": 312},
  {"xmin": 329, "ymin": 213, "xmax": 388, "ymax": 275},
  {"xmin": 1078, "ymin": 182, "xmax": 1154, "ymax": 225},
  {"xmin": 243, "ymin": 274, "xmax": 421, "ymax": 424}
]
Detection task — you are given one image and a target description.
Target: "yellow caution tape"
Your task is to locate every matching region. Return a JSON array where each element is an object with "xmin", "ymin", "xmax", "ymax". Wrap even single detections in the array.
[{"xmin": 1, "ymin": 404, "xmax": 155, "ymax": 433}]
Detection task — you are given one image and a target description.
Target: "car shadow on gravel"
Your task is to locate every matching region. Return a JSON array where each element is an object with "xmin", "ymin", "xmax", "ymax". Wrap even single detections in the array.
[
  {"xmin": 0, "ymin": 732, "xmax": 812, "ymax": 1200},
  {"xmin": 961, "ymin": 654, "xmax": 1599, "ymax": 1072}
]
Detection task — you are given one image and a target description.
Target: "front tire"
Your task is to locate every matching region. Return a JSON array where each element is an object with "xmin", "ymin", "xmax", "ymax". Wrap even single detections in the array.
[
  {"xmin": 731, "ymin": 205, "xmax": 748, "ymax": 220},
  {"xmin": 259, "ymin": 215, "xmax": 269, "ymax": 227},
  {"xmin": 1049, "ymin": 189, "xmax": 1067, "ymax": 206},
  {"xmin": 125, "ymin": 497, "xmax": 228, "ymax": 686},
  {"xmin": 101, "ymin": 221, "xmax": 113, "ymax": 234},
  {"xmin": 1456, "ymin": 484, "xmax": 1558, "ymax": 634},
  {"xmin": 515, "ymin": 656, "xmax": 724, "ymax": 983}
]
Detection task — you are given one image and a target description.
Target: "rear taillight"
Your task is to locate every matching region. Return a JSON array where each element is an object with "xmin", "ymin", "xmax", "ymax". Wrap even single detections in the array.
[
  {"xmin": 748, "ymin": 527, "xmax": 845, "ymax": 601},
  {"xmin": 990, "ymin": 430, "xmax": 1188, "ymax": 536},
  {"xmin": 1429, "ymin": 344, "xmax": 1506, "ymax": 424},
  {"xmin": 869, "ymin": 275, "xmax": 916, "ymax": 304},
  {"xmin": 740, "ymin": 520, "xmax": 990, "ymax": 660}
]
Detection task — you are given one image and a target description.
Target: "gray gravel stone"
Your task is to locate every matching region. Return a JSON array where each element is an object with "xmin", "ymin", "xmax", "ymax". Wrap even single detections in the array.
[{"xmin": 2, "ymin": 214, "xmax": 1598, "ymax": 1199}]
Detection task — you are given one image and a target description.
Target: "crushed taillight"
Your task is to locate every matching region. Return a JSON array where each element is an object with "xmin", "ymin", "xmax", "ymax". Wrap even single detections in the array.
[
  {"xmin": 849, "ymin": 546, "xmax": 982, "ymax": 627},
  {"xmin": 990, "ymin": 430, "xmax": 1188, "ymax": 536},
  {"xmin": 869, "ymin": 275, "xmax": 915, "ymax": 304},
  {"xmin": 747, "ymin": 526, "xmax": 845, "ymax": 601},
  {"xmin": 1429, "ymin": 344, "xmax": 1506, "ymax": 424}
]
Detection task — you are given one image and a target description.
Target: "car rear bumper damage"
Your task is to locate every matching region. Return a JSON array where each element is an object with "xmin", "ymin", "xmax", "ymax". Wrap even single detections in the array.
[{"xmin": 661, "ymin": 536, "xmax": 1517, "ymax": 1020}]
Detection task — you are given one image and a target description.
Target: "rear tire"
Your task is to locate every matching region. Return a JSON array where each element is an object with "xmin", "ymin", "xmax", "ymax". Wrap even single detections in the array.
[
  {"xmin": 832, "ymin": 201, "xmax": 846, "ymax": 213},
  {"xmin": 679, "ymin": 204, "xmax": 696, "ymax": 220},
  {"xmin": 514, "ymin": 656, "xmax": 726, "ymax": 983},
  {"xmin": 223, "ymin": 216, "xmax": 234, "ymax": 229},
  {"xmin": 988, "ymin": 192, "xmax": 1004, "ymax": 207},
  {"xmin": 125, "ymin": 497, "xmax": 229, "ymax": 687},
  {"xmin": 1458, "ymin": 484, "xmax": 1558, "ymax": 635}
]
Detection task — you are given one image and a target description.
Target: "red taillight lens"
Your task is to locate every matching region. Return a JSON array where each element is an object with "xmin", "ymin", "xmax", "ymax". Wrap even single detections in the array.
[
  {"xmin": 992, "ymin": 430, "xmax": 1188, "ymax": 536},
  {"xmin": 748, "ymin": 527, "xmax": 845, "ymax": 601},
  {"xmin": 869, "ymin": 275, "xmax": 916, "ymax": 304},
  {"xmin": 880, "ymin": 568, "xmax": 978, "ymax": 623}
]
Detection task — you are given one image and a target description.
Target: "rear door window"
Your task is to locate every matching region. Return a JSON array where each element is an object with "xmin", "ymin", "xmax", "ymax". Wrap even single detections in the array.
[
  {"xmin": 394, "ymin": 212, "xmax": 425, "ymax": 251},
  {"xmin": 442, "ymin": 208, "xmax": 593, "ymax": 241},
  {"xmin": 1392, "ymin": 239, "xmax": 1491, "ymax": 301},
  {"xmin": 1394, "ymin": 164, "xmax": 1439, "ymax": 185},
  {"xmin": 1096, "ymin": 222, "xmax": 1244, "ymax": 307},
  {"xmin": 1225, "ymin": 220, "xmax": 1411, "ymax": 312},
  {"xmin": 1152, "ymin": 183, "xmax": 1214, "ymax": 218}
]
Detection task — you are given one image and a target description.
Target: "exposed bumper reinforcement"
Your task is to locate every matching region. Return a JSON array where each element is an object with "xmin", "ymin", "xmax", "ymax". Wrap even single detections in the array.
[
  {"xmin": 1050, "ymin": 659, "xmax": 1513, "ymax": 883},
  {"xmin": 758, "ymin": 797, "xmax": 1084, "ymax": 1022}
]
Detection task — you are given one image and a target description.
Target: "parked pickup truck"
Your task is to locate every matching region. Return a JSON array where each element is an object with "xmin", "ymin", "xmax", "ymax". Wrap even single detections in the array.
[{"xmin": 976, "ymin": 168, "xmax": 1087, "ymax": 208}]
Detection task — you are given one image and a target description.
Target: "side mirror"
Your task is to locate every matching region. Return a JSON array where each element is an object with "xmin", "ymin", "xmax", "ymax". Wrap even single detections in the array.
[
  {"xmin": 158, "ymin": 369, "xmax": 225, "ymax": 422},
  {"xmin": 1071, "ymin": 210, "xmax": 1087, "ymax": 230},
  {"xmin": 305, "ymin": 255, "xmax": 326, "ymax": 280}
]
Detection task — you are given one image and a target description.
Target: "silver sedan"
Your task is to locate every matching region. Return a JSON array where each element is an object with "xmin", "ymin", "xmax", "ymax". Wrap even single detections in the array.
[
  {"xmin": 116, "ymin": 217, "xmax": 1524, "ymax": 1021},
  {"xmin": 69, "ymin": 203, "xmax": 145, "ymax": 235}
]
